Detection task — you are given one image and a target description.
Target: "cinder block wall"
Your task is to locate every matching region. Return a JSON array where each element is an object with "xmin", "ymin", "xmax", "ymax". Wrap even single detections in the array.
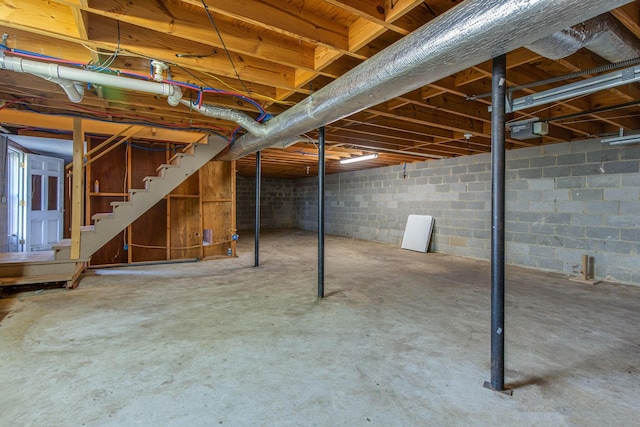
[
  {"xmin": 291, "ymin": 138, "xmax": 640, "ymax": 286},
  {"xmin": 236, "ymin": 175, "xmax": 295, "ymax": 230}
]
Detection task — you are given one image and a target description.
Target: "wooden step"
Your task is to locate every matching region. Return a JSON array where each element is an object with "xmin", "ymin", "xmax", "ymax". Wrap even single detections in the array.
[
  {"xmin": 110, "ymin": 201, "xmax": 132, "ymax": 208},
  {"xmin": 52, "ymin": 239, "xmax": 71, "ymax": 250},
  {"xmin": 156, "ymin": 163, "xmax": 179, "ymax": 173},
  {"xmin": 168, "ymin": 152, "xmax": 193, "ymax": 164},
  {"xmin": 92, "ymin": 212, "xmax": 114, "ymax": 221},
  {"xmin": 143, "ymin": 176, "xmax": 165, "ymax": 183}
]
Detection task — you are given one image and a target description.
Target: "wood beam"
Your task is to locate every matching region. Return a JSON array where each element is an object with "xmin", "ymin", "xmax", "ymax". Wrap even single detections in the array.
[
  {"xmin": 71, "ymin": 117, "xmax": 83, "ymax": 259},
  {"xmin": 0, "ymin": 110, "xmax": 208, "ymax": 143}
]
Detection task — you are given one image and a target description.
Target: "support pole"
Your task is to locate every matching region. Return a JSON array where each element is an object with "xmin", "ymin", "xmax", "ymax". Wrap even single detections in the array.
[
  {"xmin": 318, "ymin": 127, "xmax": 325, "ymax": 298},
  {"xmin": 255, "ymin": 151, "xmax": 261, "ymax": 267},
  {"xmin": 70, "ymin": 117, "xmax": 84, "ymax": 260},
  {"xmin": 484, "ymin": 54, "xmax": 512, "ymax": 395}
]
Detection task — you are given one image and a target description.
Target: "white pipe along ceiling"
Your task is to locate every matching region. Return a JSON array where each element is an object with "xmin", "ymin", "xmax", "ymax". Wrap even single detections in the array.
[
  {"xmin": 0, "ymin": 0, "xmax": 635, "ymax": 160},
  {"xmin": 0, "ymin": 53, "xmax": 183, "ymax": 106}
]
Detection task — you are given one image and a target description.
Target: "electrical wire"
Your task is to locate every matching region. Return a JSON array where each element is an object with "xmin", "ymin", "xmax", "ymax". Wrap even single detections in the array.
[
  {"xmin": 87, "ymin": 21, "xmax": 121, "ymax": 72},
  {"xmin": 1, "ymin": 42, "xmax": 268, "ymax": 124},
  {"xmin": 200, "ymin": 0, "xmax": 252, "ymax": 96}
]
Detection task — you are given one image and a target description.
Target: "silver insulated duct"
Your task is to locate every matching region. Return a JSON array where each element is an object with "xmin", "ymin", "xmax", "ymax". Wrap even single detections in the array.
[
  {"xmin": 527, "ymin": 13, "xmax": 640, "ymax": 62},
  {"xmin": 216, "ymin": 0, "xmax": 633, "ymax": 161}
]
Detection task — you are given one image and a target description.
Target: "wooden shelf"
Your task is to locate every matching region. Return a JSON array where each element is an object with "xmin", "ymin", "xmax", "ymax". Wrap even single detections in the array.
[
  {"xmin": 84, "ymin": 139, "xmax": 236, "ymax": 265},
  {"xmin": 168, "ymin": 194, "xmax": 199, "ymax": 198},
  {"xmin": 90, "ymin": 192, "xmax": 128, "ymax": 197}
]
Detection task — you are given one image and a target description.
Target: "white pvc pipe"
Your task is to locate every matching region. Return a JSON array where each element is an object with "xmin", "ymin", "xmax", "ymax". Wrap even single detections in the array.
[
  {"xmin": 0, "ymin": 53, "xmax": 180, "ymax": 102},
  {"xmin": 46, "ymin": 77, "xmax": 83, "ymax": 103}
]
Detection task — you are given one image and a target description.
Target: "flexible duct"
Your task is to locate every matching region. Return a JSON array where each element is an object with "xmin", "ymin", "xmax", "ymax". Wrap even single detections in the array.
[
  {"xmin": 179, "ymin": 100, "xmax": 267, "ymax": 136},
  {"xmin": 215, "ymin": 0, "xmax": 632, "ymax": 161},
  {"xmin": 527, "ymin": 13, "xmax": 640, "ymax": 62},
  {"xmin": 0, "ymin": 52, "xmax": 182, "ymax": 105}
]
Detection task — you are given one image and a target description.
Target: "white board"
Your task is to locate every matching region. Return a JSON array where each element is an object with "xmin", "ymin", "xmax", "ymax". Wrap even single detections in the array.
[{"xmin": 401, "ymin": 215, "xmax": 434, "ymax": 253}]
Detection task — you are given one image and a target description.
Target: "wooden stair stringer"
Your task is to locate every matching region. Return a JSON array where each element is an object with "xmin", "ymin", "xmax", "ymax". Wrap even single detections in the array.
[{"xmin": 54, "ymin": 140, "xmax": 228, "ymax": 261}]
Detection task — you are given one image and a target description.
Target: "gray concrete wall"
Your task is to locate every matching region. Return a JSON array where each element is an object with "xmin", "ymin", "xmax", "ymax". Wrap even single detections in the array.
[
  {"xmin": 291, "ymin": 139, "xmax": 640, "ymax": 286},
  {"xmin": 236, "ymin": 175, "xmax": 294, "ymax": 230}
]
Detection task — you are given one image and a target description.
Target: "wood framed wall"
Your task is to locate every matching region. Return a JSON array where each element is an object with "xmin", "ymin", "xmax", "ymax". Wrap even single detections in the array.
[{"xmin": 66, "ymin": 137, "xmax": 236, "ymax": 266}]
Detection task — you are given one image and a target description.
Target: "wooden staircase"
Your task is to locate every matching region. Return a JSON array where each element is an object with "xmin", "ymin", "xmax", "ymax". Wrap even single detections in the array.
[
  {"xmin": 54, "ymin": 140, "xmax": 228, "ymax": 261},
  {"xmin": 1, "ymin": 140, "xmax": 228, "ymax": 289}
]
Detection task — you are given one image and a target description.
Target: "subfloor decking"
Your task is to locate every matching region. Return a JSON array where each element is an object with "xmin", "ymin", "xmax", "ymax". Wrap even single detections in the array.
[{"xmin": 0, "ymin": 229, "xmax": 638, "ymax": 426}]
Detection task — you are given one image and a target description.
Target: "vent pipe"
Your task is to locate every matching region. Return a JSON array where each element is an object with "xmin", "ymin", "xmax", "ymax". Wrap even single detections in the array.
[
  {"xmin": 215, "ymin": 0, "xmax": 632, "ymax": 161},
  {"xmin": 527, "ymin": 13, "xmax": 640, "ymax": 62},
  {"xmin": 0, "ymin": 52, "xmax": 182, "ymax": 105}
]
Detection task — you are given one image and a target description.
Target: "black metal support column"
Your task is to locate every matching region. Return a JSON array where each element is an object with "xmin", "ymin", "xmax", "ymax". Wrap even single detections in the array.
[
  {"xmin": 254, "ymin": 151, "xmax": 261, "ymax": 267},
  {"xmin": 484, "ymin": 54, "xmax": 512, "ymax": 395},
  {"xmin": 318, "ymin": 126, "xmax": 325, "ymax": 298}
]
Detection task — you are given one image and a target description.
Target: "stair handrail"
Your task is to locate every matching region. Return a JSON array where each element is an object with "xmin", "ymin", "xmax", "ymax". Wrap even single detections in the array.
[{"xmin": 64, "ymin": 125, "xmax": 141, "ymax": 170}]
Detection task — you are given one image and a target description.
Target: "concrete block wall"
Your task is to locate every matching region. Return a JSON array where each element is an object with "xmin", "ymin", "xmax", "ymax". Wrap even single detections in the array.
[
  {"xmin": 236, "ymin": 175, "xmax": 294, "ymax": 230},
  {"xmin": 290, "ymin": 138, "xmax": 640, "ymax": 286}
]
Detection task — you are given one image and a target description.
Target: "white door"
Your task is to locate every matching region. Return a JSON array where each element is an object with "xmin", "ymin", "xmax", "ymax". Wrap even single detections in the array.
[{"xmin": 24, "ymin": 154, "xmax": 64, "ymax": 251}]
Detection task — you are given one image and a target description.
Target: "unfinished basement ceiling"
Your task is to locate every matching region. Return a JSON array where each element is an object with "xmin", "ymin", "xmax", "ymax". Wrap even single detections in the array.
[{"xmin": 0, "ymin": 0, "xmax": 639, "ymax": 178}]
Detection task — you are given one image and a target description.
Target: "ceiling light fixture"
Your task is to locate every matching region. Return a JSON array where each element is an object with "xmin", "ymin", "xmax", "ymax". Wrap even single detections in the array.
[
  {"xmin": 601, "ymin": 127, "xmax": 640, "ymax": 146},
  {"xmin": 601, "ymin": 133, "xmax": 640, "ymax": 146},
  {"xmin": 340, "ymin": 153, "xmax": 378, "ymax": 164}
]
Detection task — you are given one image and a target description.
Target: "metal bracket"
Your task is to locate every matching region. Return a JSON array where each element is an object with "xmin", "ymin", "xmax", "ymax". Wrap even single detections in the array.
[{"xmin": 483, "ymin": 381, "xmax": 513, "ymax": 396}]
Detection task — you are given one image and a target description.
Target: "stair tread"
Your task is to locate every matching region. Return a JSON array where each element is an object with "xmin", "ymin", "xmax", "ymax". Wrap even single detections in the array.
[
  {"xmin": 92, "ymin": 212, "xmax": 114, "ymax": 220},
  {"xmin": 169, "ymin": 152, "xmax": 192, "ymax": 163},
  {"xmin": 75, "ymin": 140, "xmax": 227, "ymax": 260},
  {"xmin": 52, "ymin": 239, "xmax": 71, "ymax": 248}
]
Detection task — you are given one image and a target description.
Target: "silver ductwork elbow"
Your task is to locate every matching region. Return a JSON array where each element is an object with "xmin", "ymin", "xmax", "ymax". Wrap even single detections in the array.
[
  {"xmin": 527, "ymin": 13, "xmax": 640, "ymax": 62},
  {"xmin": 181, "ymin": 100, "xmax": 268, "ymax": 136}
]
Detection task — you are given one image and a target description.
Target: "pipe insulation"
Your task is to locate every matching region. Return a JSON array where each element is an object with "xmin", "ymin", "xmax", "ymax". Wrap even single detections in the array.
[
  {"xmin": 527, "ymin": 13, "xmax": 640, "ymax": 62},
  {"xmin": 216, "ymin": 0, "xmax": 632, "ymax": 161},
  {"xmin": 179, "ymin": 100, "xmax": 267, "ymax": 136},
  {"xmin": 0, "ymin": 52, "xmax": 182, "ymax": 105}
]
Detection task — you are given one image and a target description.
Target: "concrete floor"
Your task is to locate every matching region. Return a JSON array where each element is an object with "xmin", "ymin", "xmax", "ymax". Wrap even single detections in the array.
[{"xmin": 1, "ymin": 229, "xmax": 639, "ymax": 426}]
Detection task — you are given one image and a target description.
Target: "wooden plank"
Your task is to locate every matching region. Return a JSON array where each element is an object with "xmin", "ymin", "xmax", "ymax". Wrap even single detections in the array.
[
  {"xmin": 70, "ymin": 117, "xmax": 83, "ymax": 259},
  {"xmin": 202, "ymin": 201, "xmax": 232, "ymax": 258},
  {"xmin": 201, "ymin": 161, "xmax": 232, "ymax": 200},
  {"xmin": 169, "ymin": 198, "xmax": 201, "ymax": 260},
  {"xmin": 0, "ymin": 110, "xmax": 208, "ymax": 144},
  {"xmin": 201, "ymin": 160, "xmax": 234, "ymax": 258},
  {"xmin": 0, "ymin": 274, "xmax": 73, "ymax": 286},
  {"xmin": 131, "ymin": 201, "xmax": 167, "ymax": 262},
  {"xmin": 58, "ymin": 0, "xmax": 316, "ymax": 71},
  {"xmin": 180, "ymin": 0, "xmax": 350, "ymax": 51}
]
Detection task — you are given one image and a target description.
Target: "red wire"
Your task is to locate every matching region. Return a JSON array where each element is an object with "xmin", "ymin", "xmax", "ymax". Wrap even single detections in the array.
[{"xmin": 8, "ymin": 51, "xmax": 87, "ymax": 66}]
